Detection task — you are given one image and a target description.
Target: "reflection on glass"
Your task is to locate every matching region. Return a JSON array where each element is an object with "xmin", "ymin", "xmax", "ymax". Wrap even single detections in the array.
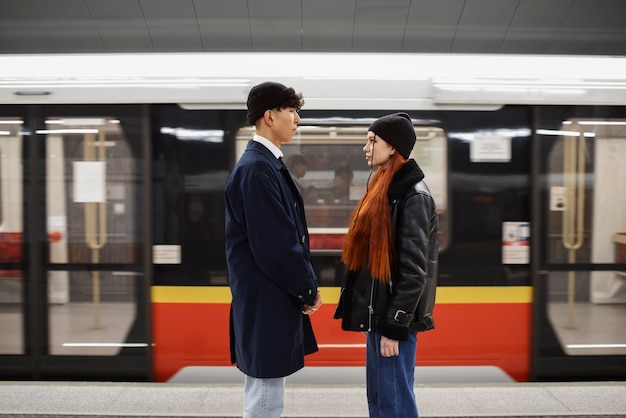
[
  {"xmin": 547, "ymin": 271, "xmax": 626, "ymax": 356},
  {"xmin": 236, "ymin": 119, "xmax": 449, "ymax": 287},
  {"xmin": 48, "ymin": 271, "xmax": 138, "ymax": 356},
  {"xmin": 45, "ymin": 117, "xmax": 140, "ymax": 265},
  {"xmin": 546, "ymin": 118, "xmax": 626, "ymax": 269},
  {"xmin": 0, "ymin": 300, "xmax": 23, "ymax": 354},
  {"xmin": 236, "ymin": 120, "xmax": 449, "ymax": 253}
]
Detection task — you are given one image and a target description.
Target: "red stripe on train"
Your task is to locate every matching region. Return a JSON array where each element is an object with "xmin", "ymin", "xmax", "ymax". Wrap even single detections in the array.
[{"xmin": 152, "ymin": 301, "xmax": 530, "ymax": 382}]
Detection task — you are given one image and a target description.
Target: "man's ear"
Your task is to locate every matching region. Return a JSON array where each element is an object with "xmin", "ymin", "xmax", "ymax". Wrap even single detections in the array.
[{"xmin": 263, "ymin": 109, "xmax": 273, "ymax": 125}]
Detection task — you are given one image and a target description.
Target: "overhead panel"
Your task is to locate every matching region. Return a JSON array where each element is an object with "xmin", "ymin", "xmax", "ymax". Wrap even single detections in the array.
[
  {"xmin": 403, "ymin": 0, "xmax": 464, "ymax": 53},
  {"xmin": 552, "ymin": 0, "xmax": 626, "ymax": 55},
  {"xmin": 0, "ymin": 1, "xmax": 49, "ymax": 53},
  {"xmin": 195, "ymin": 0, "xmax": 252, "ymax": 52},
  {"xmin": 85, "ymin": 0, "xmax": 153, "ymax": 52},
  {"xmin": 353, "ymin": 0, "xmax": 410, "ymax": 52},
  {"xmin": 302, "ymin": 0, "xmax": 355, "ymax": 52},
  {"xmin": 140, "ymin": 0, "xmax": 202, "ymax": 52},
  {"xmin": 249, "ymin": 0, "xmax": 302, "ymax": 51},
  {"xmin": 453, "ymin": 0, "xmax": 519, "ymax": 53},
  {"xmin": 31, "ymin": 0, "xmax": 102, "ymax": 53},
  {"xmin": 500, "ymin": 0, "xmax": 566, "ymax": 54}
]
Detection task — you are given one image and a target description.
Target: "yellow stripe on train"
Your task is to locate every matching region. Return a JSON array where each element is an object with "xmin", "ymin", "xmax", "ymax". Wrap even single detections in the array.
[{"xmin": 152, "ymin": 286, "xmax": 532, "ymax": 304}]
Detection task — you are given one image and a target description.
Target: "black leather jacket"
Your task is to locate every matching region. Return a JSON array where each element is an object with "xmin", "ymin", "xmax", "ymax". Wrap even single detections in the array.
[{"xmin": 334, "ymin": 159, "xmax": 439, "ymax": 341}]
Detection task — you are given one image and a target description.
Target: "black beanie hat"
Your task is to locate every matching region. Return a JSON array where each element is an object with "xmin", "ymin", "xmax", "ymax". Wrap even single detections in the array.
[
  {"xmin": 246, "ymin": 81, "xmax": 296, "ymax": 125},
  {"xmin": 368, "ymin": 112, "xmax": 416, "ymax": 159}
]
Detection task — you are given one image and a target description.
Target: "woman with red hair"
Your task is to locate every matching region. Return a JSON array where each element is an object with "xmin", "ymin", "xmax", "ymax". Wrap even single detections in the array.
[{"xmin": 335, "ymin": 112, "xmax": 439, "ymax": 418}]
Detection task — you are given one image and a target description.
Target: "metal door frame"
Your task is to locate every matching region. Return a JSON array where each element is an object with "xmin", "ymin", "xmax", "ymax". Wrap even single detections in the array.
[{"xmin": 0, "ymin": 104, "xmax": 153, "ymax": 381}]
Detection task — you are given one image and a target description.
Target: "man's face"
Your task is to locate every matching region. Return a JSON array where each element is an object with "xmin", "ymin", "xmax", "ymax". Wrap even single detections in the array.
[{"xmin": 270, "ymin": 107, "xmax": 301, "ymax": 144}]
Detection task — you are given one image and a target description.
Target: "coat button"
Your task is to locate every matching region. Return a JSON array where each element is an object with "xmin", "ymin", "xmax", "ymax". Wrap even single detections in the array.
[
  {"xmin": 307, "ymin": 289, "xmax": 312, "ymax": 295},
  {"xmin": 301, "ymin": 235, "xmax": 306, "ymax": 243},
  {"xmin": 298, "ymin": 295, "xmax": 304, "ymax": 301},
  {"xmin": 359, "ymin": 324, "xmax": 365, "ymax": 329}
]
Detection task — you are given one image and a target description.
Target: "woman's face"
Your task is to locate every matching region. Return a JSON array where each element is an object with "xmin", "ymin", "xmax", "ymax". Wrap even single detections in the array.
[{"xmin": 364, "ymin": 131, "xmax": 395, "ymax": 168}]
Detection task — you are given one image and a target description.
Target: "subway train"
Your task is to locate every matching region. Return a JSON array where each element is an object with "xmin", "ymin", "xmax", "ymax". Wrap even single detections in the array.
[{"xmin": 0, "ymin": 53, "xmax": 625, "ymax": 382}]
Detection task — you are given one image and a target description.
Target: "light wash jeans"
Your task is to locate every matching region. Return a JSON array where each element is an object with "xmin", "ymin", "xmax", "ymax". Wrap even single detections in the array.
[
  {"xmin": 366, "ymin": 331, "xmax": 419, "ymax": 418},
  {"xmin": 243, "ymin": 375, "xmax": 286, "ymax": 418}
]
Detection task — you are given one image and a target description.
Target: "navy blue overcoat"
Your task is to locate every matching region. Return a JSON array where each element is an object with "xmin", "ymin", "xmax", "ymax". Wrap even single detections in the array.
[{"xmin": 225, "ymin": 140, "xmax": 319, "ymax": 378}]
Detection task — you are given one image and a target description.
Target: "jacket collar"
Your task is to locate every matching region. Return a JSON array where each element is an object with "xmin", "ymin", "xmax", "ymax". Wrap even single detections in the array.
[
  {"xmin": 247, "ymin": 139, "xmax": 285, "ymax": 170},
  {"xmin": 388, "ymin": 159, "xmax": 425, "ymax": 200},
  {"xmin": 253, "ymin": 134, "xmax": 283, "ymax": 159}
]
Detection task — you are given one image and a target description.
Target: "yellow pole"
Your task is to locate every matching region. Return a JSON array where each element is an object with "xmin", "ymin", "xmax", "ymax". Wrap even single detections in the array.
[
  {"xmin": 84, "ymin": 130, "xmax": 108, "ymax": 329},
  {"xmin": 561, "ymin": 123, "xmax": 585, "ymax": 329}
]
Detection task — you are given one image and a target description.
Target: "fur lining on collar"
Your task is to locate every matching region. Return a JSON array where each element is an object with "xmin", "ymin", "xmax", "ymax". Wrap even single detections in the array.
[{"xmin": 388, "ymin": 159, "xmax": 424, "ymax": 199}]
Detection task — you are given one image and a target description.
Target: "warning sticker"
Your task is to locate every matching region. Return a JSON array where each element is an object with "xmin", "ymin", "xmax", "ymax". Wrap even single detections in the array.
[{"xmin": 502, "ymin": 222, "xmax": 530, "ymax": 264}]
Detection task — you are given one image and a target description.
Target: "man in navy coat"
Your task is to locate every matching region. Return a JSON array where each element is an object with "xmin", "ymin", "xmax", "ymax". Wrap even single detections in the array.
[{"xmin": 225, "ymin": 81, "xmax": 322, "ymax": 417}]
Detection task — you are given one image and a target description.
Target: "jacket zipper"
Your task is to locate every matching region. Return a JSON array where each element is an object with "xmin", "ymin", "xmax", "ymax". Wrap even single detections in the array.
[
  {"xmin": 366, "ymin": 198, "xmax": 397, "ymax": 332},
  {"xmin": 367, "ymin": 278, "xmax": 375, "ymax": 332}
]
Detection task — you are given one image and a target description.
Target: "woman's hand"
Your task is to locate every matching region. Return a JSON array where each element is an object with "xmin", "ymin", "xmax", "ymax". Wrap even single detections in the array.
[{"xmin": 380, "ymin": 335, "xmax": 399, "ymax": 357}]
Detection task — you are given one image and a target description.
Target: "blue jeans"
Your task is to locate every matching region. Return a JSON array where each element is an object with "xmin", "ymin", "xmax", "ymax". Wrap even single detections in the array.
[
  {"xmin": 243, "ymin": 375, "xmax": 285, "ymax": 418},
  {"xmin": 366, "ymin": 331, "xmax": 419, "ymax": 418}
]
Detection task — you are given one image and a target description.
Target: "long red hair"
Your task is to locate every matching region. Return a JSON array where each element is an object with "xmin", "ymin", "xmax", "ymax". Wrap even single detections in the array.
[{"xmin": 341, "ymin": 154, "xmax": 406, "ymax": 283}]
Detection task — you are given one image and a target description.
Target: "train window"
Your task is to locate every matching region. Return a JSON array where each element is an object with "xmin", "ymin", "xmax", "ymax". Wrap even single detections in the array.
[
  {"xmin": 0, "ymin": 118, "xmax": 24, "ymax": 354},
  {"xmin": 0, "ymin": 118, "xmax": 24, "ymax": 236},
  {"xmin": 235, "ymin": 118, "xmax": 449, "ymax": 285},
  {"xmin": 543, "ymin": 119, "xmax": 626, "ymax": 268},
  {"xmin": 152, "ymin": 107, "xmax": 232, "ymax": 286},
  {"xmin": 541, "ymin": 118, "xmax": 626, "ymax": 356},
  {"xmin": 42, "ymin": 117, "xmax": 140, "ymax": 265}
]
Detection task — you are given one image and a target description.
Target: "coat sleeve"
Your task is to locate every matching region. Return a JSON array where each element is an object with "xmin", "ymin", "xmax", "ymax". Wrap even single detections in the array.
[{"xmin": 377, "ymin": 191, "xmax": 435, "ymax": 340}]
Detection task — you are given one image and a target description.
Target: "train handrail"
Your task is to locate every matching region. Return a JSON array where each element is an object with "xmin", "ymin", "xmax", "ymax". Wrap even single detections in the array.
[
  {"xmin": 83, "ymin": 130, "xmax": 108, "ymax": 329},
  {"xmin": 561, "ymin": 122, "xmax": 586, "ymax": 329}
]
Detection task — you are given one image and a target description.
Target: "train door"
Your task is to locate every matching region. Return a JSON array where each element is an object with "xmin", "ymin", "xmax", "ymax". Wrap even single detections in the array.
[
  {"xmin": 0, "ymin": 105, "xmax": 152, "ymax": 380},
  {"xmin": 533, "ymin": 111, "xmax": 626, "ymax": 380}
]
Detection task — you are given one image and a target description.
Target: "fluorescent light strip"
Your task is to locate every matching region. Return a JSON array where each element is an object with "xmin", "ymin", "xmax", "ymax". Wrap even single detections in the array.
[
  {"xmin": 567, "ymin": 344, "xmax": 626, "ymax": 349},
  {"xmin": 62, "ymin": 343, "xmax": 148, "ymax": 348},
  {"xmin": 577, "ymin": 120, "xmax": 626, "ymax": 126},
  {"xmin": 5, "ymin": 80, "xmax": 251, "ymax": 88},
  {"xmin": 36, "ymin": 129, "xmax": 99, "ymax": 134},
  {"xmin": 536, "ymin": 129, "xmax": 595, "ymax": 137}
]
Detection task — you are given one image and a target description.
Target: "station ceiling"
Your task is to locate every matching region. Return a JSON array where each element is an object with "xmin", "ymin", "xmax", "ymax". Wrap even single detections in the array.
[{"xmin": 1, "ymin": 0, "xmax": 625, "ymax": 56}]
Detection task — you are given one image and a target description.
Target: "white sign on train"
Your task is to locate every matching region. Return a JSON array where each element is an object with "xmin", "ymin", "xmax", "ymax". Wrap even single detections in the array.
[{"xmin": 153, "ymin": 245, "xmax": 182, "ymax": 264}]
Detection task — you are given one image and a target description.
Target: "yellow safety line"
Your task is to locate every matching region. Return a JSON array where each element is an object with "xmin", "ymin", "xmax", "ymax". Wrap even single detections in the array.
[{"xmin": 152, "ymin": 285, "xmax": 532, "ymax": 304}]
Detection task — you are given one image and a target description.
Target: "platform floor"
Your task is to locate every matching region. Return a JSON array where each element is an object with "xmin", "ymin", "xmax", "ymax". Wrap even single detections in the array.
[{"xmin": 0, "ymin": 379, "xmax": 624, "ymax": 417}]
